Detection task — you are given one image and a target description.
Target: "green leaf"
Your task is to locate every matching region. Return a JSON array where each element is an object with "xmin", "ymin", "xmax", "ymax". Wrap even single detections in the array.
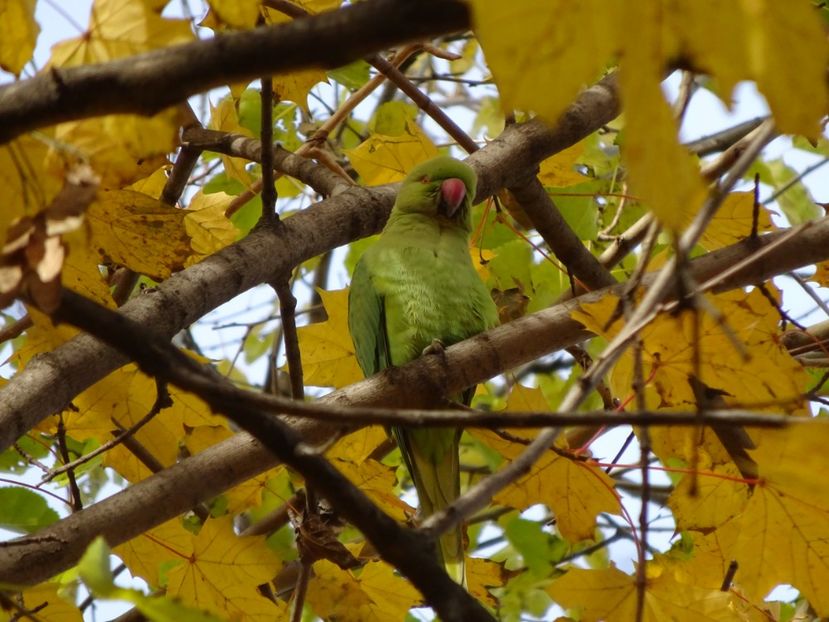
[
  {"xmin": 548, "ymin": 181, "xmax": 601, "ymax": 240},
  {"xmin": 472, "ymin": 96, "xmax": 505, "ymax": 137},
  {"xmin": 237, "ymin": 88, "xmax": 262, "ymax": 136},
  {"xmin": 328, "ymin": 60, "xmax": 372, "ymax": 90},
  {"xmin": 0, "ymin": 435, "xmax": 50, "ymax": 474},
  {"xmin": 370, "ymin": 101, "xmax": 418, "ymax": 136},
  {"xmin": 115, "ymin": 588, "xmax": 225, "ymax": 622},
  {"xmin": 78, "ymin": 537, "xmax": 116, "ymax": 597},
  {"xmin": 0, "ymin": 487, "xmax": 59, "ymax": 534},
  {"xmin": 203, "ymin": 171, "xmax": 245, "ymax": 196},
  {"xmin": 487, "ymin": 239, "xmax": 533, "ymax": 293},
  {"xmin": 504, "ymin": 516, "xmax": 560, "ymax": 576},
  {"xmin": 767, "ymin": 159, "xmax": 821, "ymax": 225}
]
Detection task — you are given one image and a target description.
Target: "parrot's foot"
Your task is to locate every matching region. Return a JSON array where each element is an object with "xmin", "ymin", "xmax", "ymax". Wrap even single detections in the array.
[{"xmin": 422, "ymin": 339, "xmax": 446, "ymax": 357}]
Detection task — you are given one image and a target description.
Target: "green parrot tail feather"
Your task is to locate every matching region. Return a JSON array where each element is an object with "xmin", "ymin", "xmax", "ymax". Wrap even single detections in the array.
[
  {"xmin": 437, "ymin": 527, "xmax": 467, "ymax": 587},
  {"xmin": 394, "ymin": 426, "xmax": 467, "ymax": 584}
]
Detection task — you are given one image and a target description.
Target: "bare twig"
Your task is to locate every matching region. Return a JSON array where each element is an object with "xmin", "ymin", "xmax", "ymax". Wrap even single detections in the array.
[
  {"xmin": 43, "ymin": 381, "xmax": 172, "ymax": 484},
  {"xmin": 368, "ymin": 53, "xmax": 478, "ymax": 154},
  {"xmin": 260, "ymin": 77, "xmax": 277, "ymax": 222},
  {"xmin": 0, "ymin": 313, "xmax": 32, "ymax": 346},
  {"xmin": 274, "ymin": 280, "xmax": 304, "ymax": 400},
  {"xmin": 56, "ymin": 415, "xmax": 83, "ymax": 512}
]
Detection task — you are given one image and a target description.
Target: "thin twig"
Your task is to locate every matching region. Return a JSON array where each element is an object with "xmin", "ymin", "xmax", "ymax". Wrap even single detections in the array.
[
  {"xmin": 56, "ymin": 415, "xmax": 83, "ymax": 512},
  {"xmin": 43, "ymin": 381, "xmax": 172, "ymax": 483},
  {"xmin": 0, "ymin": 314, "xmax": 32, "ymax": 345},
  {"xmin": 275, "ymin": 280, "xmax": 304, "ymax": 399},
  {"xmin": 368, "ymin": 54, "xmax": 478, "ymax": 154},
  {"xmin": 260, "ymin": 76, "xmax": 277, "ymax": 222}
]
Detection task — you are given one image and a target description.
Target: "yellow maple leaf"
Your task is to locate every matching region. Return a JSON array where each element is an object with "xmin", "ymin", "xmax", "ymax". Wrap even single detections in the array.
[
  {"xmin": 184, "ymin": 190, "xmax": 240, "ymax": 263},
  {"xmin": 668, "ymin": 423, "xmax": 829, "ymax": 616},
  {"xmin": 307, "ymin": 559, "xmax": 421, "ymax": 621},
  {"xmin": 11, "ymin": 582, "xmax": 82, "ymax": 622},
  {"xmin": 471, "ymin": 385, "xmax": 620, "ymax": 542},
  {"xmin": 11, "ymin": 307, "xmax": 79, "ymax": 378},
  {"xmin": 333, "ymin": 457, "xmax": 413, "ymax": 521},
  {"xmin": 0, "ymin": 135, "xmax": 63, "ymax": 240},
  {"xmin": 184, "ymin": 424, "xmax": 292, "ymax": 512},
  {"xmin": 207, "ymin": 0, "xmax": 261, "ymax": 28},
  {"xmin": 617, "ymin": 4, "xmax": 708, "ymax": 231},
  {"xmin": 115, "ymin": 518, "xmax": 194, "ymax": 587},
  {"xmin": 87, "ymin": 189, "xmax": 192, "ymax": 280},
  {"xmin": 537, "ymin": 141, "xmax": 588, "ymax": 188},
  {"xmin": 164, "ymin": 517, "xmax": 284, "ymax": 619},
  {"xmin": 329, "ymin": 426, "xmax": 389, "ymax": 464},
  {"xmin": 696, "ymin": 192, "xmax": 775, "ymax": 250},
  {"xmin": 295, "ymin": 287, "xmax": 363, "ymax": 388},
  {"xmin": 473, "ymin": 428, "xmax": 619, "ymax": 542},
  {"xmin": 59, "ymin": 364, "xmax": 223, "ymax": 482},
  {"xmin": 668, "ymin": 460, "xmax": 751, "ymax": 532},
  {"xmin": 127, "ymin": 164, "xmax": 170, "ymax": 199},
  {"xmin": 328, "ymin": 427, "xmax": 412, "ymax": 520},
  {"xmin": 48, "ymin": 109, "xmax": 181, "ymax": 190},
  {"xmin": 470, "ymin": 1, "xmax": 616, "ymax": 132},
  {"xmin": 117, "ymin": 517, "xmax": 285, "ymax": 620},
  {"xmin": 466, "ymin": 556, "xmax": 505, "ymax": 608},
  {"xmin": 547, "ymin": 564, "xmax": 741, "ymax": 622},
  {"xmin": 208, "ymin": 97, "xmax": 255, "ymax": 188},
  {"xmin": 0, "ymin": 0, "xmax": 39, "ymax": 76},
  {"xmin": 49, "ymin": 0, "xmax": 193, "ymax": 67},
  {"xmin": 346, "ymin": 120, "xmax": 440, "ymax": 186},
  {"xmin": 61, "ymin": 228, "xmax": 116, "ymax": 307},
  {"xmin": 729, "ymin": 422, "xmax": 829, "ymax": 615}
]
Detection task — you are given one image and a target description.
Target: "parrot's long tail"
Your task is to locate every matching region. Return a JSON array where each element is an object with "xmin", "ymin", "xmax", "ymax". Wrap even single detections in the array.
[{"xmin": 393, "ymin": 426, "xmax": 466, "ymax": 586}]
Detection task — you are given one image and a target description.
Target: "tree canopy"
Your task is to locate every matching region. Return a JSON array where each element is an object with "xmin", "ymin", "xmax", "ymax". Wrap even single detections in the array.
[{"xmin": 1, "ymin": 1, "xmax": 829, "ymax": 621}]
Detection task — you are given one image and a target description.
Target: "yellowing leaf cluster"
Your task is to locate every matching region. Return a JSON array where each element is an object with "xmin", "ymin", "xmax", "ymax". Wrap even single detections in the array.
[
  {"xmin": 471, "ymin": 0, "xmax": 829, "ymax": 228},
  {"xmin": 307, "ymin": 559, "xmax": 421, "ymax": 621},
  {"xmin": 573, "ymin": 289, "xmax": 808, "ymax": 470},
  {"xmin": 49, "ymin": 0, "xmax": 193, "ymax": 67},
  {"xmin": 472, "ymin": 385, "xmax": 620, "ymax": 542}
]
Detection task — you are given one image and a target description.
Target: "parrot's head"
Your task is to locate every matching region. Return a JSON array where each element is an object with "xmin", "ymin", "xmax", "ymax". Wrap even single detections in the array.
[{"xmin": 394, "ymin": 156, "xmax": 478, "ymax": 231}]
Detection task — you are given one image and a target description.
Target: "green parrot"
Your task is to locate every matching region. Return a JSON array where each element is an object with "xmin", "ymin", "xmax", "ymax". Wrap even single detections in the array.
[{"xmin": 348, "ymin": 156, "xmax": 499, "ymax": 585}]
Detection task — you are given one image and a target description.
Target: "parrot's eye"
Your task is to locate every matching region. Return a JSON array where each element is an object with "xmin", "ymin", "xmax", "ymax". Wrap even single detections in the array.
[{"xmin": 419, "ymin": 176, "xmax": 431, "ymax": 184}]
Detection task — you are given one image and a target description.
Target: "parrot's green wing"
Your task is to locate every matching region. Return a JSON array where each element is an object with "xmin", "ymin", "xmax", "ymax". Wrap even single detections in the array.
[{"xmin": 348, "ymin": 256, "xmax": 390, "ymax": 377}]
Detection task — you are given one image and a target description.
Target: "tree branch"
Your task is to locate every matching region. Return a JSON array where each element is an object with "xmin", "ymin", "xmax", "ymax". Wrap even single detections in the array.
[{"xmin": 0, "ymin": 0, "xmax": 470, "ymax": 143}]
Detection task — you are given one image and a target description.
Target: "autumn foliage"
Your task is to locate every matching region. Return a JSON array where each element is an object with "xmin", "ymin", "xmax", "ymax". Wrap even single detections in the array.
[{"xmin": 1, "ymin": 1, "xmax": 829, "ymax": 621}]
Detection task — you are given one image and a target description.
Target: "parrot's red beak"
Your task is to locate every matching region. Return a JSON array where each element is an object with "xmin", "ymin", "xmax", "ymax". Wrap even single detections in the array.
[{"xmin": 440, "ymin": 178, "xmax": 467, "ymax": 218}]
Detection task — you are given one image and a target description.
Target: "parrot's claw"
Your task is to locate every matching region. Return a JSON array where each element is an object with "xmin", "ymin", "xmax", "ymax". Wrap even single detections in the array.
[{"xmin": 422, "ymin": 339, "xmax": 446, "ymax": 357}]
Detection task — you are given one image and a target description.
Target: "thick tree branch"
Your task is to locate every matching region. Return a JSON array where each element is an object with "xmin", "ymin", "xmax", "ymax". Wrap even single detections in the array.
[{"xmin": 0, "ymin": 0, "xmax": 470, "ymax": 144}]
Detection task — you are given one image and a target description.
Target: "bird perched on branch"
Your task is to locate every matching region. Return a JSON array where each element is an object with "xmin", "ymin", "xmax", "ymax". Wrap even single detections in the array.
[{"xmin": 348, "ymin": 156, "xmax": 498, "ymax": 585}]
